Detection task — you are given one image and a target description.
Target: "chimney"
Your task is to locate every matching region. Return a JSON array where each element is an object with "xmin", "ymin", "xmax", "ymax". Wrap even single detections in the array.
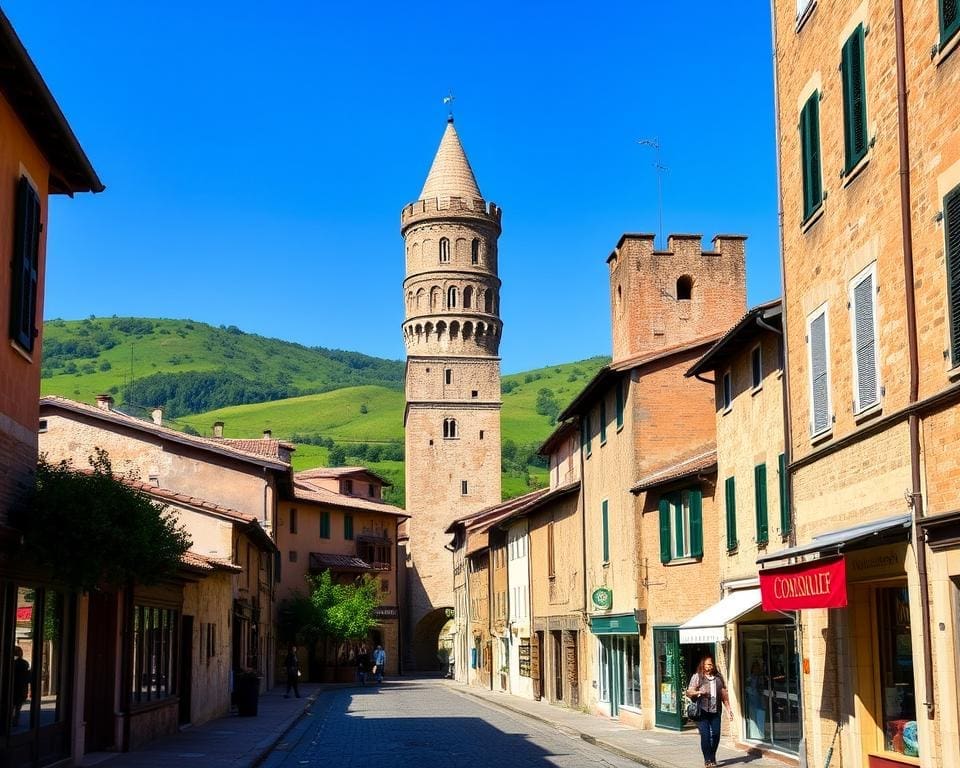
[
  {"xmin": 213, "ymin": 421, "xmax": 224, "ymax": 438},
  {"xmin": 151, "ymin": 407, "xmax": 163, "ymax": 426},
  {"xmin": 263, "ymin": 429, "xmax": 272, "ymax": 440},
  {"xmin": 95, "ymin": 394, "xmax": 114, "ymax": 411}
]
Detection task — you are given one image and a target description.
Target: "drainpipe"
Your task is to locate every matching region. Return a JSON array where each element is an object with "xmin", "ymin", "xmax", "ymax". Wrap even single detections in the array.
[{"xmin": 894, "ymin": 0, "xmax": 934, "ymax": 718}]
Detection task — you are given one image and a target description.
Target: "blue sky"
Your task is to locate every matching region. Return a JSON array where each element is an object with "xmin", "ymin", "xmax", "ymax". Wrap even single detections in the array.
[{"xmin": 8, "ymin": 1, "xmax": 780, "ymax": 374}]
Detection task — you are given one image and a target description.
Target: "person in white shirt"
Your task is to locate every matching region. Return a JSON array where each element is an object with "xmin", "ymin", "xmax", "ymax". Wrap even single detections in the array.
[{"xmin": 686, "ymin": 655, "xmax": 733, "ymax": 767}]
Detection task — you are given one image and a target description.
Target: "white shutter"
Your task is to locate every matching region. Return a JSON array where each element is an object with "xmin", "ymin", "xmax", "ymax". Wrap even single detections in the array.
[
  {"xmin": 852, "ymin": 268, "xmax": 879, "ymax": 411},
  {"xmin": 809, "ymin": 310, "xmax": 830, "ymax": 434}
]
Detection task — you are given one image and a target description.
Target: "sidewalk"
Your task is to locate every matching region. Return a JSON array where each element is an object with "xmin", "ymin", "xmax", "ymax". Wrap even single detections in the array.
[
  {"xmin": 79, "ymin": 684, "xmax": 329, "ymax": 768},
  {"xmin": 445, "ymin": 680, "xmax": 791, "ymax": 768}
]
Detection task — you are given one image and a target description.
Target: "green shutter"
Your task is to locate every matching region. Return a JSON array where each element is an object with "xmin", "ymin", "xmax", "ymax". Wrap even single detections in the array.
[
  {"xmin": 615, "ymin": 380, "xmax": 624, "ymax": 429},
  {"xmin": 725, "ymin": 476, "xmax": 738, "ymax": 552},
  {"xmin": 842, "ymin": 25, "xmax": 868, "ymax": 173},
  {"xmin": 690, "ymin": 489, "xmax": 703, "ymax": 559},
  {"xmin": 345, "ymin": 514, "xmax": 354, "ymax": 540},
  {"xmin": 942, "ymin": 0, "xmax": 960, "ymax": 45},
  {"xmin": 10, "ymin": 177, "xmax": 40, "ymax": 352},
  {"xmin": 601, "ymin": 500, "xmax": 610, "ymax": 562},
  {"xmin": 778, "ymin": 453, "xmax": 790, "ymax": 537},
  {"xmin": 800, "ymin": 92, "xmax": 822, "ymax": 221},
  {"xmin": 945, "ymin": 186, "xmax": 960, "ymax": 366},
  {"xmin": 658, "ymin": 497, "xmax": 671, "ymax": 563},
  {"xmin": 755, "ymin": 464, "xmax": 769, "ymax": 545},
  {"xmin": 600, "ymin": 399, "xmax": 607, "ymax": 444},
  {"xmin": 320, "ymin": 510, "xmax": 330, "ymax": 538}
]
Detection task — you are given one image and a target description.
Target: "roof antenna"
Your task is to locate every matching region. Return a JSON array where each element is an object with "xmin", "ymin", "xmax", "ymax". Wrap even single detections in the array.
[
  {"xmin": 443, "ymin": 91, "xmax": 456, "ymax": 123},
  {"xmin": 638, "ymin": 138, "xmax": 668, "ymax": 250}
]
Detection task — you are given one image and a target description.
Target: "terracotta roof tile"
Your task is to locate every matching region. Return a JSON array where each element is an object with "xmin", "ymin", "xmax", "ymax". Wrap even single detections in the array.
[
  {"xmin": 290, "ymin": 480, "xmax": 408, "ymax": 518},
  {"xmin": 308, "ymin": 553, "xmax": 374, "ymax": 572},
  {"xmin": 630, "ymin": 448, "xmax": 718, "ymax": 493}
]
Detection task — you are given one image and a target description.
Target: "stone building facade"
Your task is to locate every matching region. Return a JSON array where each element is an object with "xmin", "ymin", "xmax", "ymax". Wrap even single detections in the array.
[
  {"xmin": 772, "ymin": 1, "xmax": 960, "ymax": 766},
  {"xmin": 401, "ymin": 117, "xmax": 503, "ymax": 668}
]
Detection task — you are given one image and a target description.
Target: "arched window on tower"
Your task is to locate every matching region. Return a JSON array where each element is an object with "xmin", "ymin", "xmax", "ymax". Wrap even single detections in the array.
[
  {"xmin": 439, "ymin": 238, "xmax": 450, "ymax": 263},
  {"xmin": 447, "ymin": 286, "xmax": 458, "ymax": 308},
  {"xmin": 484, "ymin": 291, "xmax": 492, "ymax": 313},
  {"xmin": 471, "ymin": 239, "xmax": 480, "ymax": 264},
  {"xmin": 677, "ymin": 275, "xmax": 693, "ymax": 300},
  {"xmin": 443, "ymin": 418, "xmax": 458, "ymax": 439},
  {"xmin": 463, "ymin": 286, "xmax": 473, "ymax": 309}
]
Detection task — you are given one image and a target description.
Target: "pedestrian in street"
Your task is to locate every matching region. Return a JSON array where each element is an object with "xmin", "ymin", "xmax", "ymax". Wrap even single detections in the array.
[
  {"xmin": 356, "ymin": 644, "xmax": 370, "ymax": 686},
  {"xmin": 284, "ymin": 644, "xmax": 301, "ymax": 698},
  {"xmin": 11, "ymin": 646, "xmax": 29, "ymax": 728},
  {"xmin": 686, "ymin": 655, "xmax": 732, "ymax": 768},
  {"xmin": 372, "ymin": 644, "xmax": 386, "ymax": 684}
]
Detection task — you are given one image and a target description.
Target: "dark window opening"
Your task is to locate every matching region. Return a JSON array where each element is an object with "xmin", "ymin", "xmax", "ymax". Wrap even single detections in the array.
[{"xmin": 676, "ymin": 275, "xmax": 693, "ymax": 300}]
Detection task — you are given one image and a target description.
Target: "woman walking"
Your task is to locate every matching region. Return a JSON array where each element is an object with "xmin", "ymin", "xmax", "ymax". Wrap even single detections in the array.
[{"xmin": 686, "ymin": 655, "xmax": 733, "ymax": 767}]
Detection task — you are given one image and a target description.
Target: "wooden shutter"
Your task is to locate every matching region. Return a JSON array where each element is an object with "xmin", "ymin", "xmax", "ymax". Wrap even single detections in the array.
[
  {"xmin": 800, "ymin": 92, "xmax": 822, "ymax": 221},
  {"xmin": 842, "ymin": 26, "xmax": 868, "ymax": 172},
  {"xmin": 810, "ymin": 311, "xmax": 830, "ymax": 434},
  {"xmin": 615, "ymin": 380, "xmax": 624, "ymax": 429},
  {"xmin": 945, "ymin": 186, "xmax": 960, "ymax": 366},
  {"xmin": 531, "ymin": 633, "xmax": 542, "ymax": 700},
  {"xmin": 344, "ymin": 514, "xmax": 354, "ymax": 540},
  {"xmin": 600, "ymin": 399, "xmax": 607, "ymax": 443},
  {"xmin": 10, "ymin": 177, "xmax": 41, "ymax": 352},
  {"xmin": 690, "ymin": 489, "xmax": 703, "ymax": 558},
  {"xmin": 778, "ymin": 453, "xmax": 790, "ymax": 537},
  {"xmin": 852, "ymin": 269, "xmax": 878, "ymax": 410},
  {"xmin": 601, "ymin": 500, "xmax": 609, "ymax": 562},
  {"xmin": 547, "ymin": 521, "xmax": 556, "ymax": 578},
  {"xmin": 755, "ymin": 464, "xmax": 769, "ymax": 545},
  {"xmin": 942, "ymin": 0, "xmax": 959, "ymax": 45},
  {"xmin": 725, "ymin": 476, "xmax": 738, "ymax": 551},
  {"xmin": 658, "ymin": 497, "xmax": 672, "ymax": 563}
]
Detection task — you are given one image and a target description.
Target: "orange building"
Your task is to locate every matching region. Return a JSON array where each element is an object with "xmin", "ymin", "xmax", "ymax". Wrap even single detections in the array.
[
  {"xmin": 276, "ymin": 468, "xmax": 408, "ymax": 679},
  {"xmin": 0, "ymin": 10, "xmax": 102, "ymax": 768}
]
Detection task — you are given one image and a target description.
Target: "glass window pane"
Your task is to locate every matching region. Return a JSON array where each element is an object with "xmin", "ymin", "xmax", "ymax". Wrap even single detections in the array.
[
  {"xmin": 12, "ymin": 587, "xmax": 38, "ymax": 733},
  {"xmin": 877, "ymin": 587, "xmax": 918, "ymax": 757},
  {"xmin": 39, "ymin": 590, "xmax": 65, "ymax": 726}
]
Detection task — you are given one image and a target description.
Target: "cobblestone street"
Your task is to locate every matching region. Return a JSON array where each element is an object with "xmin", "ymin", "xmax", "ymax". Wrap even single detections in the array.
[{"xmin": 261, "ymin": 678, "xmax": 639, "ymax": 768}]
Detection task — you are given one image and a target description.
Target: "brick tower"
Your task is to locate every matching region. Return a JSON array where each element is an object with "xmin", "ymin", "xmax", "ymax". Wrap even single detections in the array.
[{"xmin": 400, "ymin": 117, "xmax": 503, "ymax": 669}]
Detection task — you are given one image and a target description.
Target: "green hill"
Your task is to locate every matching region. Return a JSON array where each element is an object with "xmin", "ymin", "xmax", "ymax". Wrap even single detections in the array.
[{"xmin": 40, "ymin": 317, "xmax": 608, "ymax": 504}]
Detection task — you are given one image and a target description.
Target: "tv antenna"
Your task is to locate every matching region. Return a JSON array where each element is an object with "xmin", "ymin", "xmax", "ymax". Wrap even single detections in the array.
[{"xmin": 638, "ymin": 138, "xmax": 667, "ymax": 249}]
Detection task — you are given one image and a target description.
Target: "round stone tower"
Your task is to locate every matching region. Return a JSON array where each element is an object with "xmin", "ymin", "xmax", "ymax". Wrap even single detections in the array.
[{"xmin": 400, "ymin": 117, "xmax": 503, "ymax": 669}]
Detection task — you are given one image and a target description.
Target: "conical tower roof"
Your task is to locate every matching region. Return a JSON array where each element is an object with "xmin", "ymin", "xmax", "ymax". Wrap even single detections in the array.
[{"xmin": 418, "ymin": 118, "xmax": 482, "ymax": 201}]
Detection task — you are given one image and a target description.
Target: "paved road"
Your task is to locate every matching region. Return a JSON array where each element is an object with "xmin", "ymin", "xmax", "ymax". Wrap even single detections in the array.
[{"xmin": 261, "ymin": 677, "xmax": 640, "ymax": 768}]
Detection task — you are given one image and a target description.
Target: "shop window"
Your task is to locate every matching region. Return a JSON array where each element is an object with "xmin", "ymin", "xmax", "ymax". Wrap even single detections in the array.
[
  {"xmin": 877, "ymin": 586, "xmax": 919, "ymax": 758},
  {"xmin": 131, "ymin": 605, "xmax": 178, "ymax": 704}
]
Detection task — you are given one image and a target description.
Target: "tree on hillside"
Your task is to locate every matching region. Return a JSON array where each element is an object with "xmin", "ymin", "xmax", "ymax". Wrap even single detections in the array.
[{"xmin": 535, "ymin": 387, "xmax": 560, "ymax": 424}]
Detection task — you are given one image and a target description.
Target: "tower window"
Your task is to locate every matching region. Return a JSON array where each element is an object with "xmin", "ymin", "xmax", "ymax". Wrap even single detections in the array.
[
  {"xmin": 677, "ymin": 275, "xmax": 693, "ymax": 300},
  {"xmin": 439, "ymin": 238, "xmax": 450, "ymax": 263},
  {"xmin": 463, "ymin": 286, "xmax": 473, "ymax": 309},
  {"xmin": 445, "ymin": 368, "xmax": 453, "ymax": 385},
  {"xmin": 443, "ymin": 418, "xmax": 458, "ymax": 439},
  {"xmin": 471, "ymin": 390, "xmax": 478, "ymax": 398},
  {"xmin": 447, "ymin": 286, "xmax": 458, "ymax": 308},
  {"xmin": 461, "ymin": 480, "xmax": 469, "ymax": 495},
  {"xmin": 471, "ymin": 239, "xmax": 480, "ymax": 264},
  {"xmin": 479, "ymin": 430, "xmax": 484, "ymax": 440}
]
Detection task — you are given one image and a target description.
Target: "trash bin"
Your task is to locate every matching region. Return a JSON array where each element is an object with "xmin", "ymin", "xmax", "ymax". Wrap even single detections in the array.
[{"xmin": 236, "ymin": 672, "xmax": 259, "ymax": 717}]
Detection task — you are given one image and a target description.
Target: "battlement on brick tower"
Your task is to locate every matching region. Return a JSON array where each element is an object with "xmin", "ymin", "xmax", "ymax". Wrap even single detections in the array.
[{"xmin": 608, "ymin": 233, "xmax": 747, "ymax": 363}]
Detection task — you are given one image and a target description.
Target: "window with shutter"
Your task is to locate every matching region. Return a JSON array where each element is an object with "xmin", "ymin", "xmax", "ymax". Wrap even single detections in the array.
[
  {"xmin": 800, "ymin": 91, "xmax": 823, "ymax": 222},
  {"xmin": 940, "ymin": 0, "xmax": 960, "ymax": 46},
  {"xmin": 850, "ymin": 264, "xmax": 879, "ymax": 411},
  {"xmin": 689, "ymin": 489, "xmax": 703, "ymax": 558},
  {"xmin": 725, "ymin": 476, "xmax": 738, "ymax": 552},
  {"xmin": 808, "ymin": 307, "xmax": 831, "ymax": 436},
  {"xmin": 751, "ymin": 345, "xmax": 763, "ymax": 388},
  {"xmin": 344, "ymin": 514, "xmax": 354, "ymax": 540},
  {"xmin": 615, "ymin": 379, "xmax": 624, "ymax": 429},
  {"xmin": 722, "ymin": 371, "xmax": 732, "ymax": 410},
  {"xmin": 320, "ymin": 510, "xmax": 330, "ymax": 538},
  {"xmin": 10, "ymin": 177, "xmax": 41, "ymax": 352},
  {"xmin": 755, "ymin": 464, "xmax": 769, "ymax": 545},
  {"xmin": 600, "ymin": 400, "xmax": 607, "ymax": 444},
  {"xmin": 582, "ymin": 414, "xmax": 592, "ymax": 458},
  {"xmin": 945, "ymin": 186, "xmax": 960, "ymax": 366},
  {"xmin": 601, "ymin": 500, "xmax": 609, "ymax": 563},
  {"xmin": 778, "ymin": 453, "xmax": 790, "ymax": 537},
  {"xmin": 658, "ymin": 497, "xmax": 671, "ymax": 563},
  {"xmin": 842, "ymin": 25, "xmax": 868, "ymax": 173}
]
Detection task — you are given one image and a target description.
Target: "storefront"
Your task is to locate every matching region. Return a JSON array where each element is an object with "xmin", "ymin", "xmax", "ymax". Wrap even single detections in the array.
[
  {"xmin": 591, "ymin": 614, "xmax": 641, "ymax": 719},
  {"xmin": 758, "ymin": 514, "xmax": 918, "ymax": 767},
  {"xmin": 653, "ymin": 626, "xmax": 713, "ymax": 729}
]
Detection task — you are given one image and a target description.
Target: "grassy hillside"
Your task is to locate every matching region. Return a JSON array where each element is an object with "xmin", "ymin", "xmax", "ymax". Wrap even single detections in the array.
[
  {"xmin": 40, "ymin": 317, "xmax": 404, "ymax": 408},
  {"xmin": 40, "ymin": 317, "xmax": 606, "ymax": 504}
]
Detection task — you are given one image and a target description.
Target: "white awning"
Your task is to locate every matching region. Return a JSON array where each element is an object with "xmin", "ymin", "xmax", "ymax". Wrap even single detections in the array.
[{"xmin": 678, "ymin": 588, "xmax": 762, "ymax": 645}]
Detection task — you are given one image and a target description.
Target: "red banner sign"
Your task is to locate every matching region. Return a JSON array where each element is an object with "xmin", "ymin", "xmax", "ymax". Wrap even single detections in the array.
[{"xmin": 760, "ymin": 556, "xmax": 847, "ymax": 610}]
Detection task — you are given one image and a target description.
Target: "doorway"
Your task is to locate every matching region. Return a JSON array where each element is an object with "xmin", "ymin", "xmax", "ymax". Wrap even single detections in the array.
[
  {"xmin": 654, "ymin": 627, "xmax": 715, "ymax": 730},
  {"xmin": 739, "ymin": 623, "xmax": 801, "ymax": 754},
  {"xmin": 178, "ymin": 616, "xmax": 193, "ymax": 725},
  {"xmin": 84, "ymin": 591, "xmax": 117, "ymax": 752}
]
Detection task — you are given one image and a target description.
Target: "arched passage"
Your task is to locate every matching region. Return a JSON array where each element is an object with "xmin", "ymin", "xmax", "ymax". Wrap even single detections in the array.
[{"xmin": 411, "ymin": 607, "xmax": 454, "ymax": 671}]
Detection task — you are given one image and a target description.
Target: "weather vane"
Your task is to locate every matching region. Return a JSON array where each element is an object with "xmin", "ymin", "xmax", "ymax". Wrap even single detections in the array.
[
  {"xmin": 638, "ymin": 138, "xmax": 668, "ymax": 250},
  {"xmin": 443, "ymin": 91, "xmax": 456, "ymax": 121}
]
